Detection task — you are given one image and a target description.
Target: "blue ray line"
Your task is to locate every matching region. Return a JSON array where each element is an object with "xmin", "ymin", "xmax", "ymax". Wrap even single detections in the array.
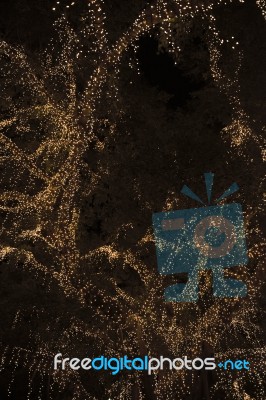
[
  {"xmin": 216, "ymin": 182, "xmax": 239, "ymax": 202},
  {"xmin": 204, "ymin": 172, "xmax": 214, "ymax": 204},
  {"xmin": 181, "ymin": 185, "xmax": 205, "ymax": 205}
]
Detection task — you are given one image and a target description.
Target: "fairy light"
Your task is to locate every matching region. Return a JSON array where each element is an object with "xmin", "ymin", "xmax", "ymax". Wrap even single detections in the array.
[
  {"xmin": 256, "ymin": 0, "xmax": 266, "ymax": 18},
  {"xmin": 0, "ymin": 0, "xmax": 265, "ymax": 398}
]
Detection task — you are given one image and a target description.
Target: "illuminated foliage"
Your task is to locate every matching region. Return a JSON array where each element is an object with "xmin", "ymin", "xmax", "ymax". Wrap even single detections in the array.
[{"xmin": 0, "ymin": 1, "xmax": 265, "ymax": 399}]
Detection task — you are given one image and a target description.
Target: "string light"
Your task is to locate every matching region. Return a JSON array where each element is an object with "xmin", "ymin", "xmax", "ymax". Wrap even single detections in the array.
[{"xmin": 0, "ymin": 0, "xmax": 265, "ymax": 398}]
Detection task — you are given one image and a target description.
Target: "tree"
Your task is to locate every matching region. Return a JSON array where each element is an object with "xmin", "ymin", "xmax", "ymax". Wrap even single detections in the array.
[{"xmin": 0, "ymin": 0, "xmax": 265, "ymax": 398}]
